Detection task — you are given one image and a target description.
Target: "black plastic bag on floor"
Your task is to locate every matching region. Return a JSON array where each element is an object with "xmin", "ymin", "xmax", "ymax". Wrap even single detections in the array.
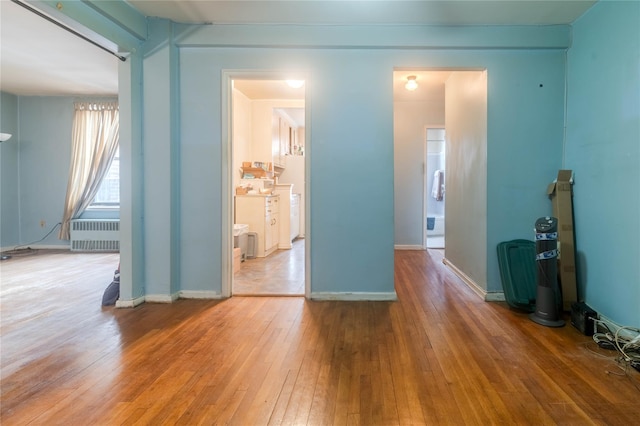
[{"xmin": 101, "ymin": 264, "xmax": 120, "ymax": 306}]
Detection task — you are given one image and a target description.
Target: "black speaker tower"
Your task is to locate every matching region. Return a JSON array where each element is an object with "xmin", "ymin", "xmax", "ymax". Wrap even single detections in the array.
[{"xmin": 530, "ymin": 217, "xmax": 565, "ymax": 327}]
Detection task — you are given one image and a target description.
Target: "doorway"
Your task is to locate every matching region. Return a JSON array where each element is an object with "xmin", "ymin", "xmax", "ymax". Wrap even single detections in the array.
[
  {"xmin": 425, "ymin": 127, "xmax": 445, "ymax": 249},
  {"xmin": 393, "ymin": 69, "xmax": 486, "ymax": 272},
  {"xmin": 225, "ymin": 74, "xmax": 308, "ymax": 297},
  {"xmin": 393, "ymin": 70, "xmax": 450, "ymax": 251}
]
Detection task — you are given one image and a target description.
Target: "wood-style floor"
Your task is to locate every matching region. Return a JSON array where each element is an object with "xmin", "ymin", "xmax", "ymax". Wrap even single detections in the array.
[
  {"xmin": 1, "ymin": 248, "xmax": 638, "ymax": 425},
  {"xmin": 233, "ymin": 238, "xmax": 304, "ymax": 296}
]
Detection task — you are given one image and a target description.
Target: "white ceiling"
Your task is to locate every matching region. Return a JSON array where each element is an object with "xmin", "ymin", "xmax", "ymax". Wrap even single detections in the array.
[
  {"xmin": 234, "ymin": 79, "xmax": 306, "ymax": 101},
  {"xmin": 129, "ymin": 0, "xmax": 596, "ymax": 26},
  {"xmin": 0, "ymin": 1, "xmax": 120, "ymax": 96},
  {"xmin": 0, "ymin": 1, "xmax": 597, "ymax": 97}
]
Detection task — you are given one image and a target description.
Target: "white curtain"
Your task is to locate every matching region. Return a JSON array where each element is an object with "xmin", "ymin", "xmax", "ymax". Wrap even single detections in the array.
[{"xmin": 59, "ymin": 102, "xmax": 119, "ymax": 240}]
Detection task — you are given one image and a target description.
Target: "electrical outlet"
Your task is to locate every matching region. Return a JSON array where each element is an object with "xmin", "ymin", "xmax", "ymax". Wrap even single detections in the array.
[{"xmin": 40, "ymin": 220, "xmax": 46, "ymax": 228}]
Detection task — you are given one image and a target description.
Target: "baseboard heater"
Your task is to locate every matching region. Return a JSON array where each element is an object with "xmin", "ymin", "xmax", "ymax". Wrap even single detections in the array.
[{"xmin": 70, "ymin": 219, "xmax": 120, "ymax": 252}]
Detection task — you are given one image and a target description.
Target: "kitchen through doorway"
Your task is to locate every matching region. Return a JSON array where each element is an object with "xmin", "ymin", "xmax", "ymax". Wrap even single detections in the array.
[{"xmin": 229, "ymin": 76, "xmax": 307, "ymax": 296}]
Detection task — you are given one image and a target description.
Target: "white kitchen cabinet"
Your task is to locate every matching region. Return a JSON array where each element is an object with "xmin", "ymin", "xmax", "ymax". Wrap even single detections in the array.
[
  {"xmin": 274, "ymin": 184, "xmax": 293, "ymax": 249},
  {"xmin": 274, "ymin": 185, "xmax": 301, "ymax": 249},
  {"xmin": 235, "ymin": 195, "xmax": 280, "ymax": 258},
  {"xmin": 278, "ymin": 155, "xmax": 305, "ymax": 238},
  {"xmin": 290, "ymin": 193, "xmax": 300, "ymax": 241},
  {"xmin": 272, "ymin": 110, "xmax": 300, "ymax": 168},
  {"xmin": 271, "ymin": 114, "xmax": 287, "ymax": 168}
]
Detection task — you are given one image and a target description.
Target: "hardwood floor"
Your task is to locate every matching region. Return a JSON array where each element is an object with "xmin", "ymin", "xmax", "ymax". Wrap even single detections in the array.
[
  {"xmin": 233, "ymin": 238, "xmax": 304, "ymax": 296},
  {"xmin": 1, "ymin": 248, "xmax": 638, "ymax": 425}
]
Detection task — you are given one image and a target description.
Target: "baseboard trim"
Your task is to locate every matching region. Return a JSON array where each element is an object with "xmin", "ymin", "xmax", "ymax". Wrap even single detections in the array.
[
  {"xmin": 485, "ymin": 292, "xmax": 506, "ymax": 302},
  {"xmin": 1, "ymin": 244, "xmax": 70, "ymax": 252},
  {"xmin": 115, "ymin": 291, "xmax": 222, "ymax": 307},
  {"xmin": 597, "ymin": 314, "xmax": 639, "ymax": 340},
  {"xmin": 394, "ymin": 245, "xmax": 425, "ymax": 251},
  {"xmin": 31, "ymin": 244, "xmax": 71, "ymax": 249},
  {"xmin": 310, "ymin": 292, "xmax": 397, "ymax": 301},
  {"xmin": 115, "ymin": 295, "xmax": 145, "ymax": 308},
  {"xmin": 179, "ymin": 290, "xmax": 223, "ymax": 299},
  {"xmin": 145, "ymin": 292, "xmax": 180, "ymax": 303},
  {"xmin": 442, "ymin": 257, "xmax": 486, "ymax": 301}
]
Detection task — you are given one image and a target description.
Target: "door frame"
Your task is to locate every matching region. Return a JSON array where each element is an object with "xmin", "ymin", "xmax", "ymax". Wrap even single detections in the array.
[
  {"xmin": 220, "ymin": 69, "xmax": 311, "ymax": 298},
  {"xmin": 423, "ymin": 125, "xmax": 445, "ymax": 249}
]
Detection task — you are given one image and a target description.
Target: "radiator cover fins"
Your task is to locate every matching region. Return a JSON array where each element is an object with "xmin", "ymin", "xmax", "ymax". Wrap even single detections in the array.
[{"xmin": 70, "ymin": 219, "xmax": 120, "ymax": 252}]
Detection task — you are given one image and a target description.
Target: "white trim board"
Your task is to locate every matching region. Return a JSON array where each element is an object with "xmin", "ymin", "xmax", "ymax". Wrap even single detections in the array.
[
  {"xmin": 394, "ymin": 245, "xmax": 425, "ymax": 251},
  {"xmin": 310, "ymin": 292, "xmax": 397, "ymax": 301},
  {"xmin": 2, "ymin": 244, "xmax": 71, "ymax": 251},
  {"xmin": 115, "ymin": 295, "xmax": 145, "ymax": 308},
  {"xmin": 145, "ymin": 293, "xmax": 180, "ymax": 303},
  {"xmin": 596, "ymin": 314, "xmax": 640, "ymax": 341},
  {"xmin": 179, "ymin": 290, "xmax": 223, "ymax": 299},
  {"xmin": 442, "ymin": 257, "xmax": 505, "ymax": 302},
  {"xmin": 115, "ymin": 291, "xmax": 223, "ymax": 308}
]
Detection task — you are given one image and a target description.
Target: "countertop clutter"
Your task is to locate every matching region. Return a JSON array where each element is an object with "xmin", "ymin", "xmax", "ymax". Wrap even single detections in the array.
[
  {"xmin": 236, "ymin": 162, "xmax": 277, "ymax": 195},
  {"xmin": 241, "ymin": 161, "xmax": 274, "ymax": 178}
]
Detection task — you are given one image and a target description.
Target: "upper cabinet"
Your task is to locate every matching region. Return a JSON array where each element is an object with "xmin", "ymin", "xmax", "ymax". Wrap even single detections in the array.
[
  {"xmin": 272, "ymin": 112, "xmax": 289, "ymax": 168},
  {"xmin": 273, "ymin": 108, "xmax": 304, "ymax": 167},
  {"xmin": 271, "ymin": 108, "xmax": 304, "ymax": 167},
  {"xmin": 249, "ymin": 100, "xmax": 304, "ymax": 168}
]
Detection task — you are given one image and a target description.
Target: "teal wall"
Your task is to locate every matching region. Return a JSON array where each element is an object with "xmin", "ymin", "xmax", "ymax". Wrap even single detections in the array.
[
  {"xmin": 177, "ymin": 48, "xmax": 399, "ymax": 295},
  {"xmin": 1, "ymin": 92, "xmax": 20, "ymax": 248},
  {"xmin": 0, "ymin": 96, "xmax": 118, "ymax": 250},
  {"xmin": 566, "ymin": 0, "xmax": 640, "ymax": 327},
  {"xmin": 173, "ymin": 42, "xmax": 566, "ymax": 297},
  {"xmin": 7, "ymin": 1, "xmax": 638, "ymax": 326},
  {"xmin": 143, "ymin": 43, "xmax": 174, "ymax": 297},
  {"xmin": 18, "ymin": 97, "xmax": 74, "ymax": 247},
  {"xmin": 117, "ymin": 52, "xmax": 146, "ymax": 303}
]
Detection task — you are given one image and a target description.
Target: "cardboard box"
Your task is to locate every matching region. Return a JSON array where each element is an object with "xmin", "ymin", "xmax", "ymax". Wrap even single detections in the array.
[
  {"xmin": 233, "ymin": 247, "xmax": 242, "ymax": 274},
  {"xmin": 241, "ymin": 167, "xmax": 274, "ymax": 179},
  {"xmin": 546, "ymin": 170, "xmax": 577, "ymax": 311}
]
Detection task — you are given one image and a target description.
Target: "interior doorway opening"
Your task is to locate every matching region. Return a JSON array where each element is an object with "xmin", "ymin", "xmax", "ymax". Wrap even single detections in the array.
[
  {"xmin": 425, "ymin": 127, "xmax": 445, "ymax": 249},
  {"xmin": 393, "ymin": 69, "xmax": 487, "ymax": 269},
  {"xmin": 228, "ymin": 76, "xmax": 307, "ymax": 296},
  {"xmin": 393, "ymin": 69, "xmax": 451, "ymax": 252}
]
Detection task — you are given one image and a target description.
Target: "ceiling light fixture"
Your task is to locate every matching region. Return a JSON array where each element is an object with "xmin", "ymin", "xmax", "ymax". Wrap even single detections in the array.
[
  {"xmin": 0, "ymin": 133, "xmax": 13, "ymax": 142},
  {"xmin": 405, "ymin": 75, "xmax": 418, "ymax": 91},
  {"xmin": 286, "ymin": 80, "xmax": 304, "ymax": 89}
]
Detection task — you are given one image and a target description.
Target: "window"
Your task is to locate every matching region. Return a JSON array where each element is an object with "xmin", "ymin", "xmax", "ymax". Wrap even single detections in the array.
[{"xmin": 90, "ymin": 146, "xmax": 119, "ymax": 207}]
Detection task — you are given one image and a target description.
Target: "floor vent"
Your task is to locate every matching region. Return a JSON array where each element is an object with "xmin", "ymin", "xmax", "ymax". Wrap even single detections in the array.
[{"xmin": 70, "ymin": 219, "xmax": 120, "ymax": 252}]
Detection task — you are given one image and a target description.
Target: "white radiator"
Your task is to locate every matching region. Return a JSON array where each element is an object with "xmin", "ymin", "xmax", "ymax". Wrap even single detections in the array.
[{"xmin": 70, "ymin": 219, "xmax": 120, "ymax": 252}]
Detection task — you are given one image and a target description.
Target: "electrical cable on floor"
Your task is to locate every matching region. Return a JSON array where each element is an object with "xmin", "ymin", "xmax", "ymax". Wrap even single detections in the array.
[
  {"xmin": 590, "ymin": 319, "xmax": 640, "ymax": 390},
  {"xmin": 0, "ymin": 222, "xmax": 62, "ymax": 259},
  {"xmin": 580, "ymin": 340, "xmax": 640, "ymax": 391},
  {"xmin": 581, "ymin": 341, "xmax": 619, "ymax": 360}
]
